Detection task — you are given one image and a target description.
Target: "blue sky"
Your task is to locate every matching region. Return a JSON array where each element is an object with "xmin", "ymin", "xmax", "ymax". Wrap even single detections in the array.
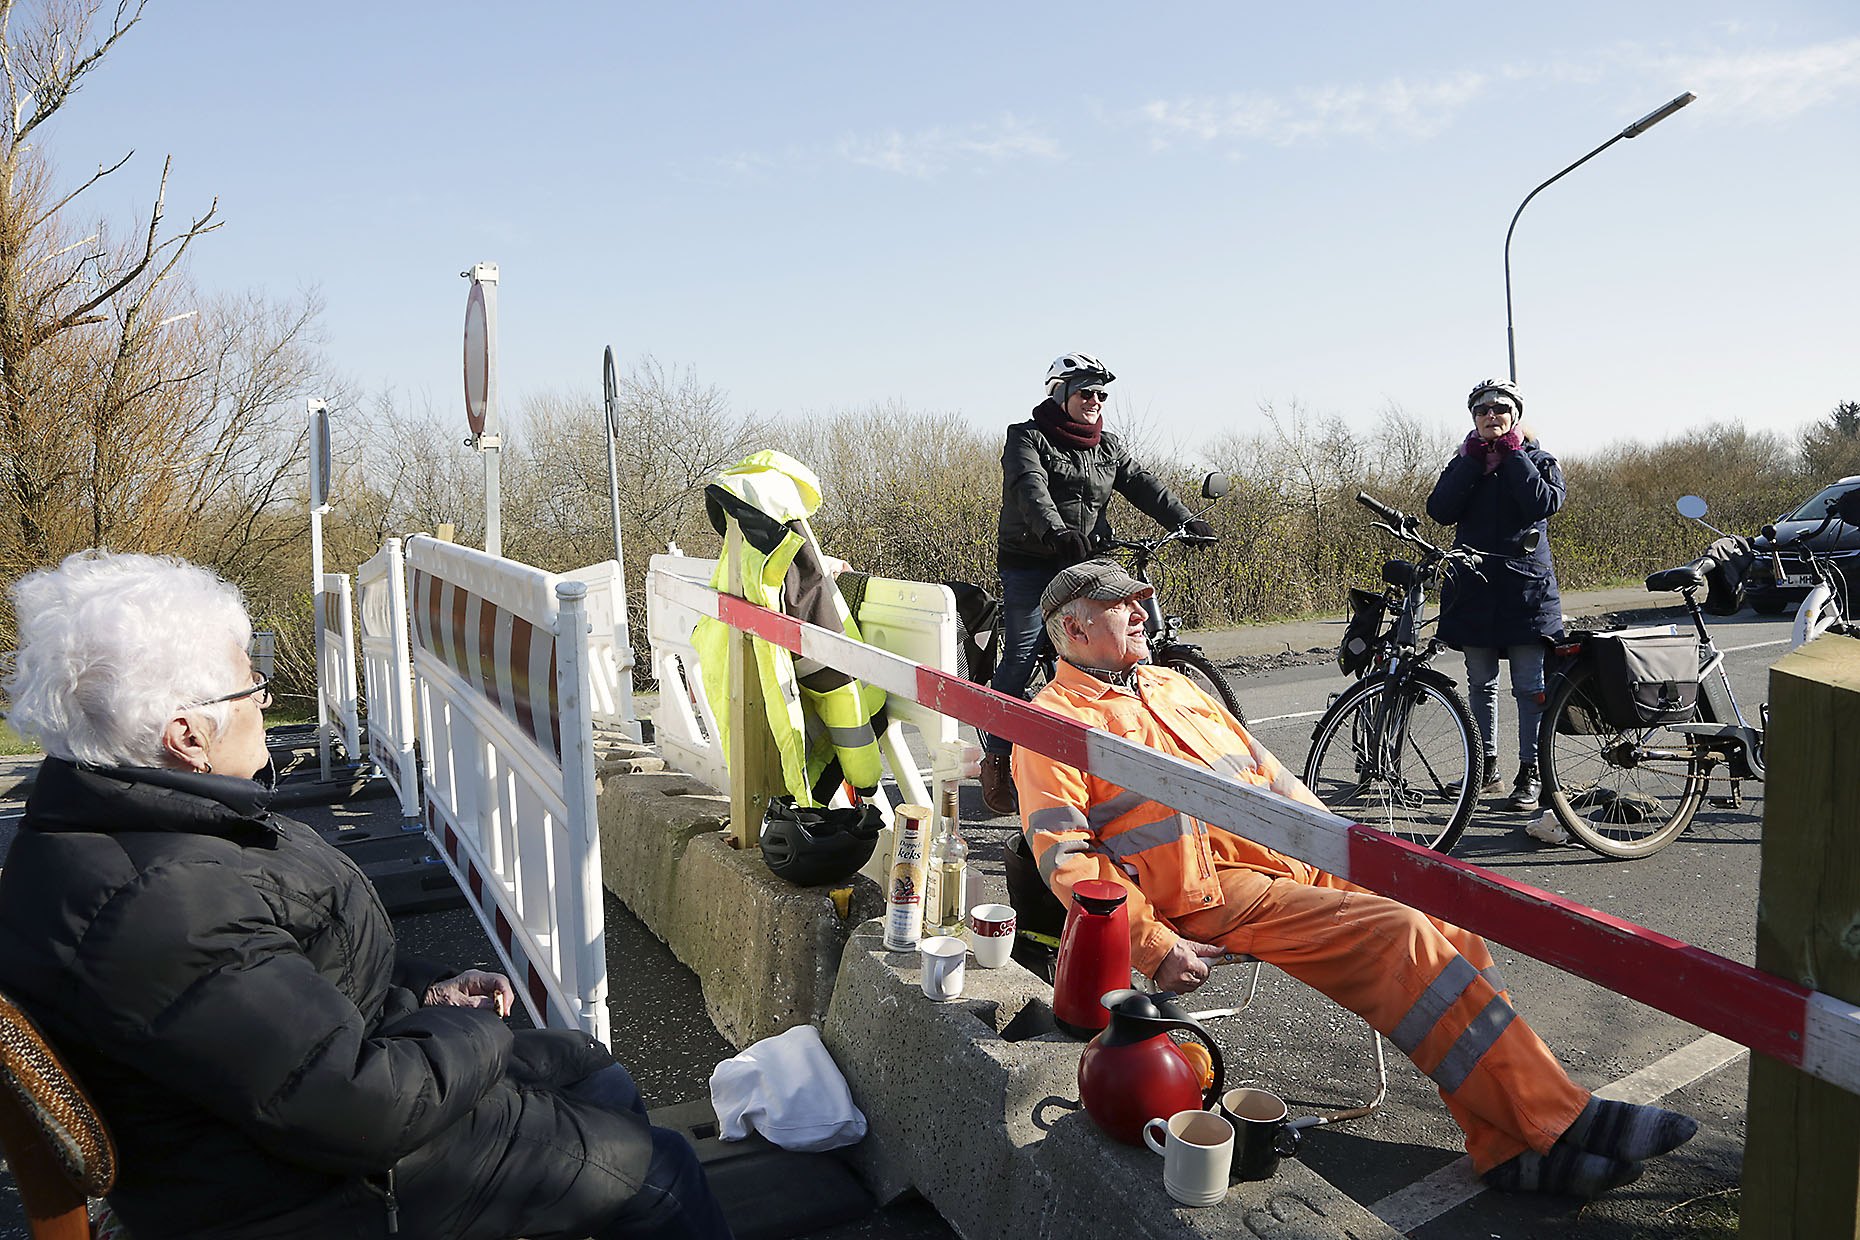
[{"xmin": 43, "ymin": 1, "xmax": 1860, "ymax": 458}]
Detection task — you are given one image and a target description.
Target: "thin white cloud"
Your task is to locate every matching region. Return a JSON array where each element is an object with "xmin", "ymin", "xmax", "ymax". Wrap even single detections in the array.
[
  {"xmin": 1640, "ymin": 37, "xmax": 1860, "ymax": 120},
  {"xmin": 1141, "ymin": 35, "xmax": 1860, "ymax": 149},
  {"xmin": 835, "ymin": 114, "xmax": 1060, "ymax": 179},
  {"xmin": 1142, "ymin": 71, "xmax": 1489, "ymax": 148}
]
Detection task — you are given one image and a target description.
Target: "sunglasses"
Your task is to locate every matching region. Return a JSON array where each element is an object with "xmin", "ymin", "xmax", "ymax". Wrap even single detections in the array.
[
  {"xmin": 196, "ymin": 674, "xmax": 272, "ymax": 710},
  {"xmin": 1075, "ymin": 388, "xmax": 1108, "ymax": 403},
  {"xmin": 1472, "ymin": 403, "xmax": 1514, "ymax": 416}
]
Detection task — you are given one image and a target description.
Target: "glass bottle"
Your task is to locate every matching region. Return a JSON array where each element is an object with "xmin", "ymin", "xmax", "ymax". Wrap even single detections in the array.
[{"xmin": 925, "ymin": 785, "xmax": 970, "ymax": 938}]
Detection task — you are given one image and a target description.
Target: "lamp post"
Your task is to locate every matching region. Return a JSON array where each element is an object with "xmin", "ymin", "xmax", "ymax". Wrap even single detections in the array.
[{"xmin": 1503, "ymin": 91, "xmax": 1695, "ymax": 382}]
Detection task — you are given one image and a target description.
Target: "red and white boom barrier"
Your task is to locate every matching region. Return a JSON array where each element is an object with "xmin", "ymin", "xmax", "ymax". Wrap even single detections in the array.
[{"xmin": 656, "ymin": 570, "xmax": 1860, "ymax": 1096}]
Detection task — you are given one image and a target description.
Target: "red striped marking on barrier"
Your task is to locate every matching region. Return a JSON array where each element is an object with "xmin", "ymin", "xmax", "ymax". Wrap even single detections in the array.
[
  {"xmin": 657, "ymin": 568, "xmax": 1860, "ymax": 1090},
  {"xmin": 412, "ymin": 568, "xmax": 563, "ymax": 764},
  {"xmin": 427, "ymin": 801, "xmax": 569, "ymax": 1030}
]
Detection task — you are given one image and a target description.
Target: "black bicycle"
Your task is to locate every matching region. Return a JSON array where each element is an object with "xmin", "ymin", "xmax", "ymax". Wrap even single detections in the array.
[
  {"xmin": 1301, "ymin": 492, "xmax": 1493, "ymax": 853},
  {"xmin": 1023, "ymin": 473, "xmax": 1246, "ymax": 723}
]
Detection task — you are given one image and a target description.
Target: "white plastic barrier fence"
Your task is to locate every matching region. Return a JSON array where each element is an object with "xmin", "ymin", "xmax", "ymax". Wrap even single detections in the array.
[
  {"xmin": 357, "ymin": 538, "xmax": 421, "ymax": 820},
  {"xmin": 560, "ymin": 559, "xmax": 643, "ymax": 741},
  {"xmin": 657, "ymin": 569, "xmax": 1860, "ymax": 1097},
  {"xmin": 315, "ymin": 572, "xmax": 362, "ymax": 779},
  {"xmin": 646, "ymin": 553, "xmax": 972, "ymax": 867},
  {"xmin": 406, "ymin": 534, "xmax": 609, "ymax": 1042}
]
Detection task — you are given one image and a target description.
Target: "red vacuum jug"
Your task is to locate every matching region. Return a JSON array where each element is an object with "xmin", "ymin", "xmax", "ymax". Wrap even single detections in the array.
[
  {"xmin": 1052, "ymin": 879, "xmax": 1132, "ymax": 1038},
  {"xmin": 1078, "ymin": 991, "xmax": 1226, "ymax": 1146}
]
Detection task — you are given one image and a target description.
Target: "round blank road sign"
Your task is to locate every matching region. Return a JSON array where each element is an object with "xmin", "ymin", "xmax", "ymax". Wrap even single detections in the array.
[
  {"xmin": 603, "ymin": 346, "xmax": 620, "ymax": 439},
  {"xmin": 463, "ymin": 283, "xmax": 489, "ymax": 437}
]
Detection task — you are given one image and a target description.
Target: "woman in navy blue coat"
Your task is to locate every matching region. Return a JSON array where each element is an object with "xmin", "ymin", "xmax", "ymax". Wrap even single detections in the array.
[{"xmin": 1426, "ymin": 379, "xmax": 1566, "ymax": 815}]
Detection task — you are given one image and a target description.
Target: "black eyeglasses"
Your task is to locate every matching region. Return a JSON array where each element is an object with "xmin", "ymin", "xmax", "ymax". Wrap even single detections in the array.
[
  {"xmin": 196, "ymin": 674, "xmax": 271, "ymax": 710},
  {"xmin": 1076, "ymin": 388, "xmax": 1108, "ymax": 403},
  {"xmin": 1472, "ymin": 403, "xmax": 1513, "ymax": 415}
]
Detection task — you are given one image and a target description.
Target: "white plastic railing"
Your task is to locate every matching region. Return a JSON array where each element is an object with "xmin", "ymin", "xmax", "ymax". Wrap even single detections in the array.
[
  {"xmin": 356, "ymin": 538, "xmax": 421, "ymax": 820},
  {"xmin": 315, "ymin": 573, "xmax": 362, "ymax": 780},
  {"xmin": 405, "ymin": 534, "xmax": 610, "ymax": 1042}
]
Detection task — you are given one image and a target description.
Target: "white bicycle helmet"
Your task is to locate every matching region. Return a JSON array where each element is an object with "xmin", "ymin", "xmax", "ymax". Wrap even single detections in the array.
[
  {"xmin": 1467, "ymin": 378, "xmax": 1524, "ymax": 415},
  {"xmin": 1045, "ymin": 352, "xmax": 1116, "ymax": 398}
]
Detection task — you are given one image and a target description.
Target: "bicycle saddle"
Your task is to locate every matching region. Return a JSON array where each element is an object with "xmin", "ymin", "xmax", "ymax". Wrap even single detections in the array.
[{"xmin": 1646, "ymin": 559, "xmax": 1711, "ymax": 594}]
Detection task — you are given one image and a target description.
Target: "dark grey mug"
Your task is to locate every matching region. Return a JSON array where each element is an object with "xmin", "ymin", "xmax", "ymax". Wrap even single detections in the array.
[{"xmin": 1217, "ymin": 1087, "xmax": 1302, "ymax": 1182}]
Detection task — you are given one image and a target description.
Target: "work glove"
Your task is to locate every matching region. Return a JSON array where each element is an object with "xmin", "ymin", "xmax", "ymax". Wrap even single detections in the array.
[
  {"xmin": 1182, "ymin": 518, "xmax": 1218, "ymax": 545},
  {"xmin": 1050, "ymin": 527, "xmax": 1094, "ymax": 566}
]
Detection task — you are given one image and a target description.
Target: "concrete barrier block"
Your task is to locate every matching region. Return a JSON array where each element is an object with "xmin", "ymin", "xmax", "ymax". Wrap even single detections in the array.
[
  {"xmin": 824, "ymin": 919, "xmax": 1399, "ymax": 1240},
  {"xmin": 672, "ymin": 832, "xmax": 883, "ymax": 1047},
  {"xmin": 823, "ymin": 919, "xmax": 1083, "ymax": 1220},
  {"xmin": 596, "ymin": 767, "xmax": 728, "ymax": 931}
]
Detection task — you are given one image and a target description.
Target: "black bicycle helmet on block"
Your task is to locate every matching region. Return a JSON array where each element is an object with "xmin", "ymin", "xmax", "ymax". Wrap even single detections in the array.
[{"xmin": 761, "ymin": 798, "xmax": 883, "ymax": 887}]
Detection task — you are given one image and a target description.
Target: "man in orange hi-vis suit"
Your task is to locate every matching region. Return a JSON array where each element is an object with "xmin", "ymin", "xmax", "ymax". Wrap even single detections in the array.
[{"xmin": 1013, "ymin": 559, "xmax": 1698, "ymax": 1198}]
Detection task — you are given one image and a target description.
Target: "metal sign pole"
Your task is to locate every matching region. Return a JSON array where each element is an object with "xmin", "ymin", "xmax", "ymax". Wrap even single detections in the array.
[
  {"xmin": 307, "ymin": 398, "xmax": 332, "ymax": 781},
  {"xmin": 601, "ymin": 347, "xmax": 641, "ymax": 741},
  {"xmin": 463, "ymin": 262, "xmax": 503, "ymax": 557}
]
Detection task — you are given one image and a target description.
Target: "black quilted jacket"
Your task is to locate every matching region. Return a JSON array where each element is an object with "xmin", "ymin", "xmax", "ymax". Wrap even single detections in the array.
[{"xmin": 0, "ymin": 759, "xmax": 647, "ymax": 1240}]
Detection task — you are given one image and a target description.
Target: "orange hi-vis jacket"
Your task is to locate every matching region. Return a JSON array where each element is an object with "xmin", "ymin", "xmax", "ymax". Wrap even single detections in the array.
[{"xmin": 1013, "ymin": 657, "xmax": 1330, "ymax": 978}]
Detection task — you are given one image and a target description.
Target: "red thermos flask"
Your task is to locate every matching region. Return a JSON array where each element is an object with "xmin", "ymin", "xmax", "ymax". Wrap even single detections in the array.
[{"xmin": 1051, "ymin": 879, "xmax": 1132, "ymax": 1038}]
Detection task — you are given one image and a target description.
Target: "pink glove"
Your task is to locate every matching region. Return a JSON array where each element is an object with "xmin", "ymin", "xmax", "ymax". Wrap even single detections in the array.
[{"xmin": 1491, "ymin": 430, "xmax": 1523, "ymax": 454}]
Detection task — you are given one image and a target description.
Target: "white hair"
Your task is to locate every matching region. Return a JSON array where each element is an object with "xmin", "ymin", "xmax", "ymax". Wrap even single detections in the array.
[
  {"xmin": 1044, "ymin": 597, "xmax": 1097, "ymax": 659},
  {"xmin": 6, "ymin": 551, "xmax": 253, "ymax": 767}
]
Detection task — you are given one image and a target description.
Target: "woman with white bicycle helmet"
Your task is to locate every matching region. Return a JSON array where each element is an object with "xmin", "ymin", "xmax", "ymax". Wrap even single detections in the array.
[
  {"xmin": 979, "ymin": 351, "xmax": 1216, "ymax": 816},
  {"xmin": 1426, "ymin": 378, "xmax": 1567, "ymax": 821}
]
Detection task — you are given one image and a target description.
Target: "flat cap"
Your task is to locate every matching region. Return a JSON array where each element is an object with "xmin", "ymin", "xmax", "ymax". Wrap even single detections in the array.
[{"xmin": 1039, "ymin": 557, "xmax": 1154, "ymax": 623}]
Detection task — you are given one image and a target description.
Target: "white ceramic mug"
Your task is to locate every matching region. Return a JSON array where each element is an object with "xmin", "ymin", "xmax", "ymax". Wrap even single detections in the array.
[
  {"xmin": 968, "ymin": 903, "xmax": 1016, "ymax": 969},
  {"xmin": 1142, "ymin": 1108, "xmax": 1234, "ymax": 1207},
  {"xmin": 919, "ymin": 935, "xmax": 966, "ymax": 1000}
]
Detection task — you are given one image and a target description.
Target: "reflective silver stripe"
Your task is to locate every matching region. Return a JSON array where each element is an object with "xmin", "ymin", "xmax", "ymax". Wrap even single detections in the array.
[
  {"xmin": 1389, "ymin": 956, "xmax": 1478, "ymax": 1056},
  {"xmin": 1088, "ymin": 789, "xmax": 1150, "ymax": 832},
  {"xmin": 1027, "ymin": 806, "xmax": 1089, "ymax": 836},
  {"xmin": 1101, "ymin": 813, "xmax": 1198, "ymax": 862},
  {"xmin": 828, "ymin": 723, "xmax": 875, "ymax": 749},
  {"xmin": 1212, "ymin": 752, "xmax": 1258, "ymax": 779},
  {"xmin": 1038, "ymin": 838, "xmax": 1094, "ymax": 886},
  {"xmin": 1481, "ymin": 965, "xmax": 1507, "ymax": 996},
  {"xmin": 1430, "ymin": 995, "xmax": 1517, "ymax": 1093}
]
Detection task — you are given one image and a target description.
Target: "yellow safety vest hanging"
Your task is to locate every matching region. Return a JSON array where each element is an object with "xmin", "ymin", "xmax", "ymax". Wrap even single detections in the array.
[{"xmin": 692, "ymin": 450, "xmax": 887, "ymax": 807}]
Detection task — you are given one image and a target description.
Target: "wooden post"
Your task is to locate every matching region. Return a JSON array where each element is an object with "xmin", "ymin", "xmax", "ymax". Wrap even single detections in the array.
[
  {"xmin": 1742, "ymin": 632, "xmax": 1860, "ymax": 1238},
  {"xmin": 724, "ymin": 523, "xmax": 784, "ymax": 850}
]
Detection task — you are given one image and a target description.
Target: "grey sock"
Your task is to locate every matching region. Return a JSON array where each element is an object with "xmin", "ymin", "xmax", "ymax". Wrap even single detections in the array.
[
  {"xmin": 1482, "ymin": 1144, "xmax": 1642, "ymax": 1198},
  {"xmin": 1562, "ymin": 1097, "xmax": 1699, "ymax": 1162}
]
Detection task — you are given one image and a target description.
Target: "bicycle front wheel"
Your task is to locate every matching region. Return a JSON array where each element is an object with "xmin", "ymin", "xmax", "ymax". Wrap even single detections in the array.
[
  {"xmin": 1156, "ymin": 644, "xmax": 1247, "ymax": 728},
  {"xmin": 1537, "ymin": 664, "xmax": 1708, "ymax": 859},
  {"xmin": 1303, "ymin": 673, "xmax": 1478, "ymax": 853}
]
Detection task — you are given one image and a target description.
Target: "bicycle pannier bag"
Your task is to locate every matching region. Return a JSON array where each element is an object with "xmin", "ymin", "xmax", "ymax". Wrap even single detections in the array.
[
  {"xmin": 1587, "ymin": 632, "xmax": 1699, "ymax": 728},
  {"xmin": 1338, "ymin": 588, "xmax": 1387, "ymax": 675}
]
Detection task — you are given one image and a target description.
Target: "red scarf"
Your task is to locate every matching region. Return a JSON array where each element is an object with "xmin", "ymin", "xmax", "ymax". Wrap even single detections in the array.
[{"xmin": 1032, "ymin": 398, "xmax": 1102, "ymax": 450}]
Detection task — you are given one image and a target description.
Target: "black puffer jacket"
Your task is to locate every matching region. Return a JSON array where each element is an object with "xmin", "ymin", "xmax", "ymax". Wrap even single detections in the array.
[
  {"xmin": 1425, "ymin": 437, "xmax": 1566, "ymax": 649},
  {"xmin": 997, "ymin": 401, "xmax": 1194, "ymax": 569},
  {"xmin": 0, "ymin": 759, "xmax": 649, "ymax": 1240}
]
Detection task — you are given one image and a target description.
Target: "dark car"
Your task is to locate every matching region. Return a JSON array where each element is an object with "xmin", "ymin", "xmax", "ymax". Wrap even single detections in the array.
[{"xmin": 1745, "ymin": 475, "xmax": 1860, "ymax": 615}]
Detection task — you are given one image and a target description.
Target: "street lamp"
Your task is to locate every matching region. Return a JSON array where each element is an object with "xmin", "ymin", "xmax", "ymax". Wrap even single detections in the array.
[{"xmin": 1503, "ymin": 91, "xmax": 1696, "ymax": 382}]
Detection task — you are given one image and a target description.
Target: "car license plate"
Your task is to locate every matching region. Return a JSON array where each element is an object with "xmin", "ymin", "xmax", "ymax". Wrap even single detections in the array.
[{"xmin": 1779, "ymin": 572, "xmax": 1814, "ymax": 588}]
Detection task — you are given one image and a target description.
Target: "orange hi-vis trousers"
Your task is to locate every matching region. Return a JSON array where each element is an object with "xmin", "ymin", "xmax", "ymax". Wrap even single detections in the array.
[{"xmin": 1172, "ymin": 866, "xmax": 1590, "ymax": 1174}]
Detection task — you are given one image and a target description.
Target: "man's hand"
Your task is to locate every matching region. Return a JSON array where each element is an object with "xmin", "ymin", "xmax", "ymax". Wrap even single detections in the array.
[
  {"xmin": 1152, "ymin": 938, "xmax": 1226, "ymax": 994},
  {"xmin": 1182, "ymin": 518, "xmax": 1217, "ymax": 545},
  {"xmin": 425, "ymin": 969, "xmax": 516, "ymax": 1017}
]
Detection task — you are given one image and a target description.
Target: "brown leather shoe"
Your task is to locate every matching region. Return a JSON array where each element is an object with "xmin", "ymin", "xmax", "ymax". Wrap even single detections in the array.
[{"xmin": 979, "ymin": 751, "xmax": 1019, "ymax": 817}]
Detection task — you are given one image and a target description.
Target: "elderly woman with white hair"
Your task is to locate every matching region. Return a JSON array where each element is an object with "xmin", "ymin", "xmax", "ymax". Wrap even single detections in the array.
[{"xmin": 0, "ymin": 551, "xmax": 732, "ymax": 1240}]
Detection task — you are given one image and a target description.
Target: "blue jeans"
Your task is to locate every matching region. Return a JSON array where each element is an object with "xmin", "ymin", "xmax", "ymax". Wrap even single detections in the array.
[
  {"xmin": 1463, "ymin": 645, "xmax": 1546, "ymax": 768},
  {"xmin": 573, "ymin": 1065, "xmax": 736, "ymax": 1240},
  {"xmin": 983, "ymin": 565, "xmax": 1062, "ymax": 755}
]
